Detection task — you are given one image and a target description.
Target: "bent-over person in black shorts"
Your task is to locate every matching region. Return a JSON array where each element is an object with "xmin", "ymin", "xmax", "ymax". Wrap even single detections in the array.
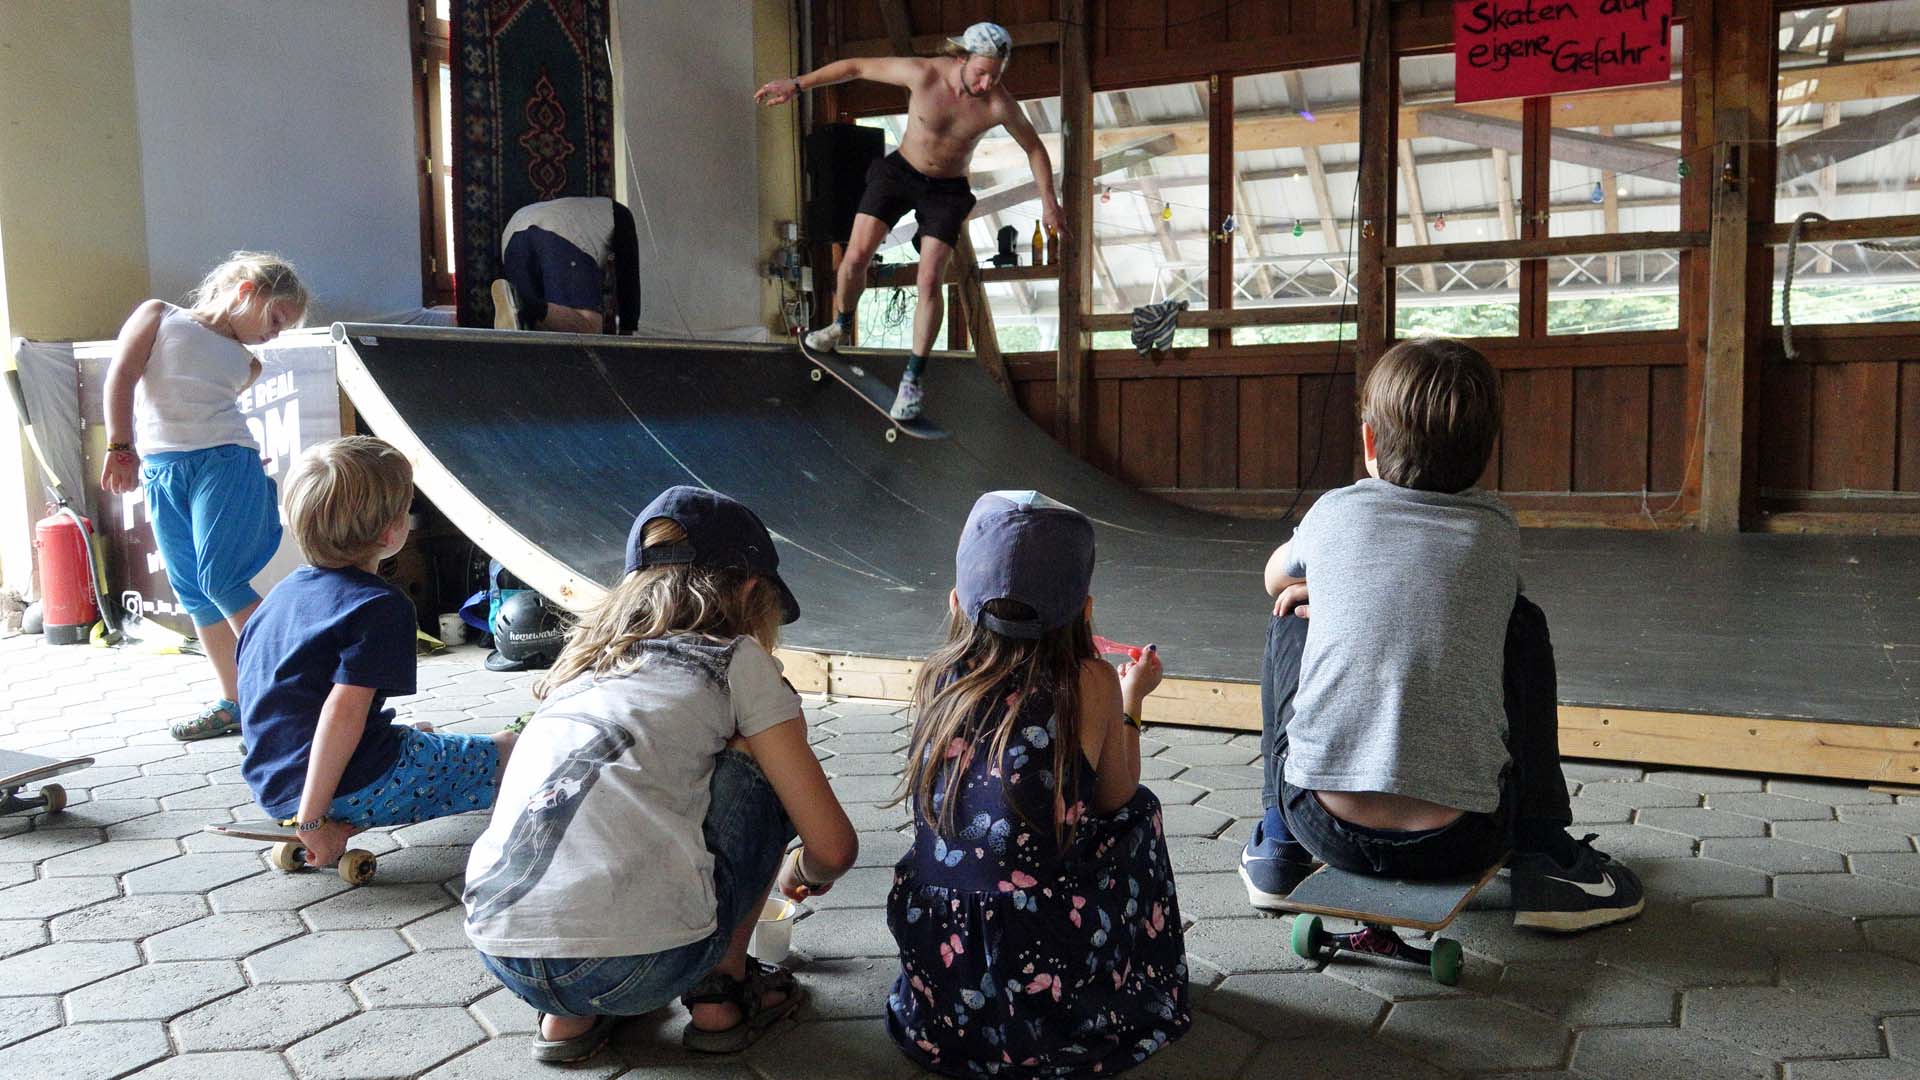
[{"xmin": 756, "ymin": 22, "xmax": 1065, "ymax": 422}]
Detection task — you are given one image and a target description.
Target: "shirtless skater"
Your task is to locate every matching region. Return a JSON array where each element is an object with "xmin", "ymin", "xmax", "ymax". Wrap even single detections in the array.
[{"xmin": 755, "ymin": 22, "xmax": 1064, "ymax": 421}]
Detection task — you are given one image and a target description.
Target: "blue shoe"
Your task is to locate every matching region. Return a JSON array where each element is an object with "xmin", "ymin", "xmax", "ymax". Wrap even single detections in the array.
[
  {"xmin": 1239, "ymin": 812, "xmax": 1315, "ymax": 911},
  {"xmin": 1511, "ymin": 833, "xmax": 1645, "ymax": 932}
]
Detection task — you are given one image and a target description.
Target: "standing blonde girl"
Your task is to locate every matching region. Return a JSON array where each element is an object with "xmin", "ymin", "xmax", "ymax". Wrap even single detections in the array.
[
  {"xmin": 98, "ymin": 252, "xmax": 308, "ymax": 740},
  {"xmin": 886, "ymin": 491, "xmax": 1191, "ymax": 1077},
  {"xmin": 465, "ymin": 486, "xmax": 857, "ymax": 1064}
]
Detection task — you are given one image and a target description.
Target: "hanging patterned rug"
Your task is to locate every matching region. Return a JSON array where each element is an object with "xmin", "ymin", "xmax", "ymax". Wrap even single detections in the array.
[{"xmin": 452, "ymin": 0, "xmax": 615, "ymax": 328}]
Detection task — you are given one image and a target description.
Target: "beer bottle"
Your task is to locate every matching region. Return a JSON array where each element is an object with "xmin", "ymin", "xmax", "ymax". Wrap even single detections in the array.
[
  {"xmin": 1045, "ymin": 226, "xmax": 1059, "ymax": 266},
  {"xmin": 1031, "ymin": 220, "xmax": 1044, "ymax": 267}
]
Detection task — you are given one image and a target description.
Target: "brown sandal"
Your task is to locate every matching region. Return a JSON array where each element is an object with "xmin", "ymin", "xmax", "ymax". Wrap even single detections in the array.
[{"xmin": 680, "ymin": 962, "xmax": 805, "ymax": 1054}]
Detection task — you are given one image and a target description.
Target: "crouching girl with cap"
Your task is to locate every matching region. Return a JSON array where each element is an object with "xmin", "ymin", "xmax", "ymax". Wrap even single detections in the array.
[
  {"xmin": 886, "ymin": 491, "xmax": 1192, "ymax": 1077},
  {"xmin": 463, "ymin": 486, "xmax": 857, "ymax": 1063}
]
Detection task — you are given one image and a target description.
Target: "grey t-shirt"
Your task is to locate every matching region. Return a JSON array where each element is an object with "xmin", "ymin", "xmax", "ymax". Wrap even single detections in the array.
[
  {"xmin": 463, "ymin": 634, "xmax": 800, "ymax": 958},
  {"xmin": 1282, "ymin": 478, "xmax": 1518, "ymax": 813}
]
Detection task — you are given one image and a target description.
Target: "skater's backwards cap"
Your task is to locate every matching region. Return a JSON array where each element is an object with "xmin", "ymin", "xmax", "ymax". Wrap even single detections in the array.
[
  {"xmin": 955, "ymin": 490, "xmax": 1094, "ymax": 639},
  {"xmin": 949, "ymin": 21, "xmax": 1013, "ymax": 61},
  {"xmin": 627, "ymin": 486, "xmax": 801, "ymax": 624}
]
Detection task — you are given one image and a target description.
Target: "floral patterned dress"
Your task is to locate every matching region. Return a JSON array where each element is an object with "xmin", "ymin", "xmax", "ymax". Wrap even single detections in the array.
[{"xmin": 885, "ymin": 682, "xmax": 1191, "ymax": 1077}]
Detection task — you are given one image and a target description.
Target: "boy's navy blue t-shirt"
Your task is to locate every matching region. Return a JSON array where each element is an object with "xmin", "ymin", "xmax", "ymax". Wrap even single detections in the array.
[{"xmin": 237, "ymin": 565, "xmax": 417, "ymax": 818}]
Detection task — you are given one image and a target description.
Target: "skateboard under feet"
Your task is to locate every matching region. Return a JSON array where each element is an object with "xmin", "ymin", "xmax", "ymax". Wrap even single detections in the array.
[
  {"xmin": 797, "ymin": 341, "xmax": 949, "ymax": 443},
  {"xmin": 1277, "ymin": 859, "xmax": 1506, "ymax": 986},
  {"xmin": 204, "ymin": 823, "xmax": 380, "ymax": 885},
  {"xmin": 0, "ymin": 749, "xmax": 95, "ymax": 817}
]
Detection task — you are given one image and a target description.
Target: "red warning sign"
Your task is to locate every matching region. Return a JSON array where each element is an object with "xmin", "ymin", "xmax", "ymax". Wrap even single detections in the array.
[{"xmin": 1454, "ymin": 0, "xmax": 1674, "ymax": 104}]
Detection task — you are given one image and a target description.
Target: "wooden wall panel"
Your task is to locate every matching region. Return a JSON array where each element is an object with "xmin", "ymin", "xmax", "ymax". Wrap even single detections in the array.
[
  {"xmin": 1016, "ymin": 378, "xmax": 1058, "ymax": 440},
  {"xmin": 1903, "ymin": 362, "xmax": 1920, "ymax": 493},
  {"xmin": 1810, "ymin": 363, "xmax": 1899, "ymax": 492},
  {"xmin": 1166, "ymin": 0, "xmax": 1227, "ymax": 52},
  {"xmin": 1500, "ymin": 369, "xmax": 1574, "ymax": 492},
  {"xmin": 1649, "ymin": 365, "xmax": 1687, "ymax": 493},
  {"xmin": 1297, "ymin": 372, "xmax": 1355, "ymax": 490},
  {"xmin": 1237, "ymin": 375, "xmax": 1299, "ymax": 487},
  {"xmin": 1178, "ymin": 377, "xmax": 1238, "ymax": 487},
  {"xmin": 1758, "ymin": 363, "xmax": 1811, "ymax": 492},
  {"xmin": 1573, "ymin": 367, "xmax": 1650, "ymax": 493},
  {"xmin": 1227, "ymin": 0, "xmax": 1292, "ymax": 39},
  {"xmin": 1099, "ymin": 0, "xmax": 1163, "ymax": 64},
  {"xmin": 1118, "ymin": 379, "xmax": 1179, "ymax": 487},
  {"xmin": 1090, "ymin": 380, "xmax": 1122, "ymax": 476}
]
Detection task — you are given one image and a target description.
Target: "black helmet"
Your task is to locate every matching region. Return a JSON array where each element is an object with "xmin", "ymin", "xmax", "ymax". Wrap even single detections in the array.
[{"xmin": 485, "ymin": 590, "xmax": 568, "ymax": 671}]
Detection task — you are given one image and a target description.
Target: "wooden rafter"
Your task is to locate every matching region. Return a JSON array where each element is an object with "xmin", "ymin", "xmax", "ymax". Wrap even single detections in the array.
[
  {"xmin": 1492, "ymin": 148, "xmax": 1518, "ymax": 242},
  {"xmin": 1396, "ymin": 140, "xmax": 1438, "ymax": 291},
  {"xmin": 1106, "ymin": 94, "xmax": 1182, "ymax": 263},
  {"xmin": 1420, "ymin": 108, "xmax": 1677, "ymax": 175},
  {"xmin": 1777, "ymin": 96, "xmax": 1920, "ymax": 183},
  {"xmin": 1600, "ymin": 124, "xmax": 1621, "ymax": 283}
]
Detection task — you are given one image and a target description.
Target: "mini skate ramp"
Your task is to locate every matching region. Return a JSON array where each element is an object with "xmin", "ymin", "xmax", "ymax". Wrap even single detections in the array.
[{"xmin": 332, "ymin": 324, "xmax": 1920, "ymax": 779}]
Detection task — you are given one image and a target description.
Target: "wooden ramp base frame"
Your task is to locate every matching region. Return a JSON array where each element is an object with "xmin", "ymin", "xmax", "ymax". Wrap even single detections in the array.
[{"xmin": 775, "ymin": 649, "xmax": 1920, "ymax": 785}]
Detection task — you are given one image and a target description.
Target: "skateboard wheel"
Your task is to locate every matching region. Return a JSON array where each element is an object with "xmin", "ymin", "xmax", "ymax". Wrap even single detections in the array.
[
  {"xmin": 338, "ymin": 849, "xmax": 378, "ymax": 886},
  {"xmin": 269, "ymin": 841, "xmax": 307, "ymax": 873},
  {"xmin": 38, "ymin": 785, "xmax": 65, "ymax": 814},
  {"xmin": 809, "ymin": 367, "xmax": 822, "ymax": 382},
  {"xmin": 1429, "ymin": 937, "xmax": 1463, "ymax": 985},
  {"xmin": 885, "ymin": 428, "xmax": 898, "ymax": 443},
  {"xmin": 1291, "ymin": 914, "xmax": 1325, "ymax": 960}
]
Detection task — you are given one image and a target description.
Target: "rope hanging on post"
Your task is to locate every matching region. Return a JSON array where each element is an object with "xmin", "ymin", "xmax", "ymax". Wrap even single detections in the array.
[{"xmin": 1781, "ymin": 211, "xmax": 1920, "ymax": 361}]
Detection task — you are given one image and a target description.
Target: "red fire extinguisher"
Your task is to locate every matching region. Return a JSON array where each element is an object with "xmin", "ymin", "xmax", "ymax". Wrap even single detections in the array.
[{"xmin": 34, "ymin": 509, "xmax": 100, "ymax": 645}]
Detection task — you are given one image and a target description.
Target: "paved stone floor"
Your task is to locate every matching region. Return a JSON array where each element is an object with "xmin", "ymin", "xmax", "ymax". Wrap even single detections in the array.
[{"xmin": 4, "ymin": 633, "xmax": 1920, "ymax": 1078}]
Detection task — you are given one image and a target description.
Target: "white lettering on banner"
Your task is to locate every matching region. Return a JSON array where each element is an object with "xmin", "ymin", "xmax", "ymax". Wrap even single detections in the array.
[
  {"xmin": 147, "ymin": 551, "xmax": 165, "ymax": 574},
  {"xmin": 245, "ymin": 397, "xmax": 303, "ymax": 478},
  {"xmin": 119, "ymin": 490, "xmax": 146, "ymax": 533}
]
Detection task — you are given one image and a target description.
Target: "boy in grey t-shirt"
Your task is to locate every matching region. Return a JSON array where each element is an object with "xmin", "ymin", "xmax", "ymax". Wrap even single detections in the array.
[{"xmin": 1239, "ymin": 339, "xmax": 1643, "ymax": 933}]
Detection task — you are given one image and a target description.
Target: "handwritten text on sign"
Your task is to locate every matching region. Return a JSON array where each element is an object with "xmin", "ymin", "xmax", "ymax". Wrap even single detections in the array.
[{"xmin": 1454, "ymin": 0, "xmax": 1673, "ymax": 104}]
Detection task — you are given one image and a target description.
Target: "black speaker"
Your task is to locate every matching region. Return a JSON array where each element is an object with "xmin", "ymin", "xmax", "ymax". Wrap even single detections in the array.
[{"xmin": 806, "ymin": 123, "xmax": 885, "ymax": 244}]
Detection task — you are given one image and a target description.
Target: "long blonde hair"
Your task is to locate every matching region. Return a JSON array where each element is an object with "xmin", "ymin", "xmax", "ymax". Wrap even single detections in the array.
[
  {"xmin": 896, "ymin": 598, "xmax": 1093, "ymax": 840},
  {"xmin": 188, "ymin": 250, "xmax": 309, "ymax": 324},
  {"xmin": 535, "ymin": 519, "xmax": 785, "ymax": 698}
]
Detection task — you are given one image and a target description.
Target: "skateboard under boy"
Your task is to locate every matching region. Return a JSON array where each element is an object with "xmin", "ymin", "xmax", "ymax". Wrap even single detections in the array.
[
  {"xmin": 0, "ymin": 749, "xmax": 94, "ymax": 816},
  {"xmin": 1277, "ymin": 859, "xmax": 1506, "ymax": 986},
  {"xmin": 796, "ymin": 340, "xmax": 949, "ymax": 443},
  {"xmin": 204, "ymin": 822, "xmax": 380, "ymax": 885}
]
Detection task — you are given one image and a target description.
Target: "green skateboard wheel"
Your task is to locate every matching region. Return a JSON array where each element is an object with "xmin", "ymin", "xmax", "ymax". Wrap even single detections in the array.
[
  {"xmin": 1291, "ymin": 914, "xmax": 1324, "ymax": 960},
  {"xmin": 1430, "ymin": 937, "xmax": 1463, "ymax": 985}
]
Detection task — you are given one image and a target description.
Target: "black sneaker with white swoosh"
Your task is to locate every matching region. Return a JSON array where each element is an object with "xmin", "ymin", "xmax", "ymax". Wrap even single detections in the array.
[{"xmin": 1509, "ymin": 833, "xmax": 1646, "ymax": 932}]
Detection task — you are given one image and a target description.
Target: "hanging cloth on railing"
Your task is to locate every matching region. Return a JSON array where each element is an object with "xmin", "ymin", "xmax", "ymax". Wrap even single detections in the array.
[{"xmin": 1130, "ymin": 299, "xmax": 1189, "ymax": 357}]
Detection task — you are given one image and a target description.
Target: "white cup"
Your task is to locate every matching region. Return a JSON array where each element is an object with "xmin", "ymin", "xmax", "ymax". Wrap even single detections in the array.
[
  {"xmin": 437, "ymin": 613, "xmax": 467, "ymax": 645},
  {"xmin": 748, "ymin": 896, "xmax": 796, "ymax": 963}
]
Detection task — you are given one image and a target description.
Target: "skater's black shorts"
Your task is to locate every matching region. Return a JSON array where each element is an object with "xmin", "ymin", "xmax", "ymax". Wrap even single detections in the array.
[{"xmin": 856, "ymin": 151, "xmax": 977, "ymax": 249}]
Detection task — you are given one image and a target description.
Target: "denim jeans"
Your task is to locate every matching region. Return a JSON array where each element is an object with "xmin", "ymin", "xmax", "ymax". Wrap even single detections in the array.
[
  {"xmin": 479, "ymin": 749, "xmax": 794, "ymax": 1017},
  {"xmin": 1259, "ymin": 595, "xmax": 1573, "ymax": 879}
]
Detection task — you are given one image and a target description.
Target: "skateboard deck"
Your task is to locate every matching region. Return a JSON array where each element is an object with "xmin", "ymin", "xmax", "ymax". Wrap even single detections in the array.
[
  {"xmin": 206, "ymin": 822, "xmax": 381, "ymax": 885},
  {"xmin": 797, "ymin": 341, "xmax": 949, "ymax": 442},
  {"xmin": 1279, "ymin": 860, "xmax": 1505, "ymax": 932},
  {"xmin": 0, "ymin": 749, "xmax": 94, "ymax": 815}
]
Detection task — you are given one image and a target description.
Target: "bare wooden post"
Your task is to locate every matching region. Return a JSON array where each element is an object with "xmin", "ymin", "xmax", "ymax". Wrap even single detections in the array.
[
  {"xmin": 1700, "ymin": 107, "xmax": 1751, "ymax": 534},
  {"xmin": 1353, "ymin": 0, "xmax": 1393, "ymax": 430},
  {"xmin": 1056, "ymin": 0, "xmax": 1094, "ymax": 453}
]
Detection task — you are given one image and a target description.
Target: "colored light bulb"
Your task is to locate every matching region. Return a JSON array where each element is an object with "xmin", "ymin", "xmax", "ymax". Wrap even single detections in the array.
[
  {"xmin": 1161, "ymin": 204, "xmax": 1173, "ymax": 222},
  {"xmin": 1292, "ymin": 220, "xmax": 1305, "ymax": 238},
  {"xmin": 1590, "ymin": 182, "xmax": 1606, "ymax": 204}
]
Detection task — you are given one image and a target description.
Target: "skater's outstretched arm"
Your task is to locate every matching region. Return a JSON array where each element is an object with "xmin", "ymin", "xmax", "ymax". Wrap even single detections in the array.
[{"xmin": 755, "ymin": 57, "xmax": 923, "ymax": 105}]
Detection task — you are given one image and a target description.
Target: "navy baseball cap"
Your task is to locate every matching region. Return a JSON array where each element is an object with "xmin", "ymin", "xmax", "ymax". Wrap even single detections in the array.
[
  {"xmin": 626, "ymin": 486, "xmax": 801, "ymax": 624},
  {"xmin": 955, "ymin": 490, "xmax": 1095, "ymax": 639}
]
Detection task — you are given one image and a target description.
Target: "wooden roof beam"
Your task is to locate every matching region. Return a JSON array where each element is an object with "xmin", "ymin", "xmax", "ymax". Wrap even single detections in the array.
[{"xmin": 1396, "ymin": 140, "xmax": 1439, "ymax": 291}]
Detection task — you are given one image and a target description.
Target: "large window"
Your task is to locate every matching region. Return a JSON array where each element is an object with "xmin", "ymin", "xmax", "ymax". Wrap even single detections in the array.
[{"xmin": 1090, "ymin": 82, "xmax": 1209, "ymax": 349}]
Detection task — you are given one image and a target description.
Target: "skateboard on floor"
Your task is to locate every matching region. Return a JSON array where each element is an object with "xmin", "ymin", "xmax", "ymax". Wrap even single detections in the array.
[
  {"xmin": 797, "ymin": 341, "xmax": 949, "ymax": 443},
  {"xmin": 0, "ymin": 749, "xmax": 94, "ymax": 816},
  {"xmin": 204, "ymin": 822, "xmax": 380, "ymax": 885},
  {"xmin": 1278, "ymin": 859, "xmax": 1506, "ymax": 985}
]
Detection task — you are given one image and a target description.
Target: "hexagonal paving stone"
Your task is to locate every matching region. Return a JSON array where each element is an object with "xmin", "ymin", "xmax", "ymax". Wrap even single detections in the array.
[
  {"xmin": 793, "ymin": 955, "xmax": 897, "ymax": 1020},
  {"xmin": 1838, "ymin": 803, "xmax": 1920, "ymax": 833},
  {"xmin": 1681, "ymin": 985, "xmax": 1883, "ymax": 1059},
  {"xmin": 122, "ymin": 1050, "xmax": 296, "ymax": 1080},
  {"xmin": 1137, "ymin": 756, "xmax": 1187, "ymax": 781},
  {"xmin": 1630, "ymin": 857, "xmax": 1770, "ymax": 902},
  {"xmin": 1239, "ymin": 1032, "xmax": 1453, "ymax": 1080},
  {"xmin": 1597, "ymin": 908, "xmax": 1776, "ymax": 988},
  {"xmin": 1157, "ymin": 743, "xmax": 1260, "ymax": 767},
  {"xmin": 122, "ymin": 852, "xmax": 267, "ymax": 894},
  {"xmin": 159, "ymin": 783, "xmax": 260, "ymax": 811},
  {"xmin": 1568, "ymin": 795, "xmax": 1635, "ymax": 825},
  {"xmin": 1171, "ymin": 872, "xmax": 1268, "ymax": 921},
  {"xmin": 419, "ymin": 1037, "xmax": 625, "ymax": 1079},
  {"xmin": 298, "ymin": 881, "xmax": 457, "ymax": 930},
  {"xmin": 0, "ymin": 1019, "xmax": 171, "ymax": 1080},
  {"xmin": 362, "ymin": 844, "xmax": 469, "ymax": 885},
  {"xmin": 1698, "ymin": 837, "xmax": 1848, "ymax": 875},
  {"xmin": 109, "ymin": 810, "xmax": 239, "ymax": 841},
  {"xmin": 1200, "ymin": 971, "xmax": 1384, "ymax": 1038},
  {"xmin": 745, "ymin": 1016, "xmax": 919, "ymax": 1080},
  {"xmin": 1635, "ymin": 807, "xmax": 1769, "ymax": 839},
  {"xmin": 0, "ymin": 829, "xmax": 105, "ymax": 864},
  {"xmin": 64, "ymin": 959, "xmax": 246, "ymax": 1021},
  {"xmin": 1772, "ymin": 819, "xmax": 1915, "ymax": 854},
  {"xmin": 852, "ymin": 829, "xmax": 911, "ymax": 869},
  {"xmin": 1777, "ymin": 948, "xmax": 1920, "ymax": 1013},
  {"xmin": 818, "ymin": 731, "xmax": 907, "ymax": 756},
  {"xmin": 1691, "ymin": 897, "xmax": 1866, "ymax": 953},
  {"xmin": 803, "ymin": 866, "xmax": 895, "ymax": 911},
  {"xmin": 1849, "ymin": 852, "xmax": 1920, "ymax": 890},
  {"xmin": 818, "ymin": 711, "xmax": 909, "ymax": 734},
  {"xmin": 1144, "ymin": 780, "xmax": 1209, "ymax": 808},
  {"xmin": 1378, "ymin": 997, "xmax": 1572, "ymax": 1073},
  {"xmin": 1114, "ymin": 1010, "xmax": 1258, "ymax": 1078},
  {"xmin": 243, "ymin": 928, "xmax": 411, "ymax": 983},
  {"xmin": 1182, "ymin": 916, "xmax": 1316, "ymax": 977},
  {"xmin": 40, "ymin": 797, "xmax": 165, "ymax": 829},
  {"xmin": 1168, "ymin": 766, "xmax": 1262, "ymax": 792},
  {"xmin": 1577, "ymin": 823, "xmax": 1698, "ymax": 860},
  {"xmin": 1768, "ymin": 778, "xmax": 1892, "ymax": 805},
  {"xmin": 1776, "ymin": 872, "xmax": 1920, "ymax": 919},
  {"xmin": 1644, "ymin": 769, "xmax": 1765, "ymax": 794},
  {"xmin": 1781, "ymin": 1061, "xmax": 1920, "ymax": 1080},
  {"xmin": 1578, "ymin": 782, "xmax": 1703, "ymax": 809},
  {"xmin": 792, "ymin": 906, "xmax": 900, "ymax": 960},
  {"xmin": 50, "ymin": 894, "xmax": 208, "ymax": 942},
  {"xmin": 1492, "ymin": 960, "xmax": 1677, "ymax": 1026},
  {"xmin": 0, "ymin": 922, "xmax": 45, "ymax": 961},
  {"xmin": 828, "ymin": 773, "xmax": 903, "ymax": 804},
  {"xmin": 468, "ymin": 986, "xmax": 538, "ymax": 1036},
  {"xmin": 1159, "ymin": 803, "xmax": 1232, "ymax": 839},
  {"xmin": 1195, "ymin": 788, "xmax": 1262, "ymax": 819},
  {"xmin": 1571, "ymin": 1026, "xmax": 1773, "ymax": 1080},
  {"xmin": 169, "ymin": 982, "xmax": 359, "ymax": 1052},
  {"xmin": 822, "ymin": 752, "xmax": 905, "ymax": 777},
  {"xmin": 400, "ymin": 906, "xmax": 473, "ymax": 950},
  {"xmin": 87, "ymin": 772, "xmax": 210, "ymax": 801},
  {"xmin": 39, "ymin": 838, "xmax": 181, "ymax": 878},
  {"xmin": 351, "ymin": 948, "xmax": 495, "ymax": 1007},
  {"xmin": 285, "ymin": 1004, "xmax": 485, "ymax": 1079},
  {"xmin": 0, "ymin": 996, "xmax": 60, "ymax": 1049},
  {"xmin": 390, "ymin": 813, "xmax": 490, "ymax": 848}
]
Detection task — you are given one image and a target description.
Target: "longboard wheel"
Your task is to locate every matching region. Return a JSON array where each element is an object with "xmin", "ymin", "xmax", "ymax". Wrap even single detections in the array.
[
  {"xmin": 38, "ymin": 784, "xmax": 65, "ymax": 814},
  {"xmin": 809, "ymin": 367, "xmax": 823, "ymax": 382},
  {"xmin": 885, "ymin": 428, "xmax": 898, "ymax": 443},
  {"xmin": 1429, "ymin": 937, "xmax": 1463, "ymax": 985},
  {"xmin": 270, "ymin": 841, "xmax": 307, "ymax": 873},
  {"xmin": 1291, "ymin": 914, "xmax": 1325, "ymax": 960},
  {"xmin": 338, "ymin": 849, "xmax": 378, "ymax": 886}
]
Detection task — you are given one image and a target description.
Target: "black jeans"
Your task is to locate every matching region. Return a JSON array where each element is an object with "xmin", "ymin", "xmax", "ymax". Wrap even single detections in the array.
[{"xmin": 1258, "ymin": 595, "xmax": 1573, "ymax": 879}]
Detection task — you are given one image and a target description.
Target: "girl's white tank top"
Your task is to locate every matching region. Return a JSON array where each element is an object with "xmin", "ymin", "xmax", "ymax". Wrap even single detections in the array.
[{"xmin": 133, "ymin": 304, "xmax": 259, "ymax": 454}]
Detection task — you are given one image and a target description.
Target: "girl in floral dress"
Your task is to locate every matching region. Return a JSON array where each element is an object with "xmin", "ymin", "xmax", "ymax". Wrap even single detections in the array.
[{"xmin": 886, "ymin": 491, "xmax": 1191, "ymax": 1077}]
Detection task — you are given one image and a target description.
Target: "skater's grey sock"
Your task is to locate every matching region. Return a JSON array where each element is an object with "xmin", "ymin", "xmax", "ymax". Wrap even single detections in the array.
[
  {"xmin": 835, "ymin": 310, "xmax": 854, "ymax": 331},
  {"xmin": 906, "ymin": 353, "xmax": 927, "ymax": 378}
]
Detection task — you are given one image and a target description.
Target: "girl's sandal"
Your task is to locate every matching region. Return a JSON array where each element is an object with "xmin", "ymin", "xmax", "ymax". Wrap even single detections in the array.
[
  {"xmin": 680, "ymin": 966, "xmax": 807, "ymax": 1054},
  {"xmin": 171, "ymin": 700, "xmax": 240, "ymax": 742}
]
